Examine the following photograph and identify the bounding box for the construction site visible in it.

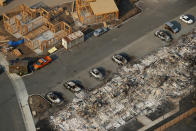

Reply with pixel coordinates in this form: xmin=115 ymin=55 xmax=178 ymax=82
xmin=0 ymin=1 xmax=196 ymax=131
xmin=2 ymin=4 xmax=72 ymax=54
xmin=49 ymin=30 xmax=196 ymax=131
xmin=76 ymin=0 xmax=119 ymax=25
xmin=0 ymin=0 xmax=140 ymax=75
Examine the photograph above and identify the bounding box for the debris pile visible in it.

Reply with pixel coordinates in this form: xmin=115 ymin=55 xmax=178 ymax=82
xmin=50 ymin=32 xmax=196 ymax=131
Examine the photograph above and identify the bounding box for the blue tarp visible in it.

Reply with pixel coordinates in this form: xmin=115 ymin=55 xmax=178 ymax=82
xmin=8 ymin=39 xmax=24 ymax=46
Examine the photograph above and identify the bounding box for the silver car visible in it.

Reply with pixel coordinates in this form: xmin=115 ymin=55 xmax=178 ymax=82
xmin=46 ymin=91 xmax=63 ymax=104
xmin=154 ymin=30 xmax=172 ymax=42
xmin=93 ymin=27 xmax=109 ymax=37
xmin=112 ymin=54 xmax=128 ymax=65
xmin=89 ymin=68 xmax=104 ymax=80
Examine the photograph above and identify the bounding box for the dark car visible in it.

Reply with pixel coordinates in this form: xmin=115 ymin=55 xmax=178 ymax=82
xmin=154 ymin=30 xmax=172 ymax=42
xmin=164 ymin=22 xmax=179 ymax=34
xmin=112 ymin=54 xmax=128 ymax=65
xmin=0 ymin=65 xmax=3 ymax=74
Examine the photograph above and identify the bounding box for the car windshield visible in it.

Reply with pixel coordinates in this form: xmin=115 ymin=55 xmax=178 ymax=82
xmin=184 ymin=17 xmax=190 ymax=21
xmin=116 ymin=55 xmax=123 ymax=61
xmin=159 ymin=32 xmax=166 ymax=36
xmin=93 ymin=69 xmax=99 ymax=75
xmin=95 ymin=29 xmax=102 ymax=33
xmin=36 ymin=61 xmax=42 ymax=65
xmin=50 ymin=93 xmax=58 ymax=100
xmin=41 ymin=58 xmax=47 ymax=63
xmin=68 ymin=82 xmax=75 ymax=87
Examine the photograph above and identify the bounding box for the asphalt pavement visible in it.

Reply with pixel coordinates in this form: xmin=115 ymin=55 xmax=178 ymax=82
xmin=0 ymin=72 xmax=26 ymax=131
xmin=23 ymin=0 xmax=196 ymax=95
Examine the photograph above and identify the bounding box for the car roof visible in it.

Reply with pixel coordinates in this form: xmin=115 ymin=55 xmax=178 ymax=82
xmin=183 ymin=15 xmax=189 ymax=18
xmin=68 ymin=81 xmax=75 ymax=86
xmin=95 ymin=28 xmax=102 ymax=32
xmin=165 ymin=22 xmax=174 ymax=27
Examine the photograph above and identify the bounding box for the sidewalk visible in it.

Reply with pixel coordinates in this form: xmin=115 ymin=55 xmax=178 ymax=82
xmin=0 ymin=53 xmax=36 ymax=131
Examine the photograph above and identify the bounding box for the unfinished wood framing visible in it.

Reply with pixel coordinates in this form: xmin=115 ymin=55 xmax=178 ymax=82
xmin=3 ymin=4 xmax=72 ymax=53
xmin=37 ymin=8 xmax=50 ymax=20
xmin=76 ymin=0 xmax=119 ymax=24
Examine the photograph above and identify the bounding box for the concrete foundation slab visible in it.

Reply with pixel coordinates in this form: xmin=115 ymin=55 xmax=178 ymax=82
xmin=137 ymin=116 xmax=152 ymax=126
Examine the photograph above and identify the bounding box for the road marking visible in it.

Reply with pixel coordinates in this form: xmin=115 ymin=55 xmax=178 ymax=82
xmin=0 ymin=53 xmax=36 ymax=131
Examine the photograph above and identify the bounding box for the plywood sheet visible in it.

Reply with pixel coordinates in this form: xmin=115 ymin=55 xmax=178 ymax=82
xmin=90 ymin=0 xmax=119 ymax=15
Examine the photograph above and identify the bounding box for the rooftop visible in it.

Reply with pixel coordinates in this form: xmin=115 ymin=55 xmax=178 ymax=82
xmin=89 ymin=0 xmax=119 ymax=15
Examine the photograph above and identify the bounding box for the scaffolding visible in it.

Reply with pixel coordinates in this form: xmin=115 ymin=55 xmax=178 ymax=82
xmin=76 ymin=0 xmax=119 ymax=24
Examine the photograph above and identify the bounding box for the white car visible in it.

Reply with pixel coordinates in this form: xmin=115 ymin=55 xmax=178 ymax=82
xmin=46 ymin=91 xmax=62 ymax=104
xmin=112 ymin=54 xmax=128 ymax=65
xmin=180 ymin=15 xmax=194 ymax=24
xmin=89 ymin=68 xmax=104 ymax=80
xmin=64 ymin=81 xmax=82 ymax=93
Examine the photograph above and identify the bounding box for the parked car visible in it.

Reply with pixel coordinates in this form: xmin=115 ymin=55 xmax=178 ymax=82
xmin=64 ymin=81 xmax=82 ymax=93
xmin=0 ymin=65 xmax=3 ymax=74
xmin=93 ymin=27 xmax=109 ymax=37
xmin=154 ymin=30 xmax=172 ymax=42
xmin=180 ymin=15 xmax=194 ymax=24
xmin=46 ymin=91 xmax=63 ymax=104
xmin=112 ymin=54 xmax=128 ymax=65
xmin=33 ymin=56 xmax=52 ymax=70
xmin=164 ymin=22 xmax=180 ymax=34
xmin=89 ymin=68 xmax=104 ymax=80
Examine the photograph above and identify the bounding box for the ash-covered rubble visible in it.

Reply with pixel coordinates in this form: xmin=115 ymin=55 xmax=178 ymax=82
xmin=50 ymin=32 xmax=196 ymax=131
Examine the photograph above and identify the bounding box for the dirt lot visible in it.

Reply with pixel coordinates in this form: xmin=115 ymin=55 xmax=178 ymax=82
xmin=28 ymin=95 xmax=51 ymax=119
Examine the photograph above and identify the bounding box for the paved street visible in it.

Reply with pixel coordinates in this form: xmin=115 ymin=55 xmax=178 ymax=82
xmin=23 ymin=0 xmax=196 ymax=95
xmin=0 ymin=72 xmax=26 ymax=131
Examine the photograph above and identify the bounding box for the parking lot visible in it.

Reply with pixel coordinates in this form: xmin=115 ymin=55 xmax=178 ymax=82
xmin=46 ymin=6 xmax=196 ymax=104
